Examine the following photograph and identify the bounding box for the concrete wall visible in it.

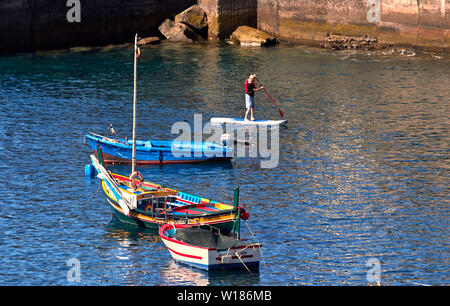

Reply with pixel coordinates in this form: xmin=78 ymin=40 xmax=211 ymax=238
xmin=257 ymin=0 xmax=450 ymax=52
xmin=1 ymin=0 xmax=448 ymax=53
xmin=0 ymin=0 xmax=195 ymax=53
xmin=198 ymin=0 xmax=257 ymax=39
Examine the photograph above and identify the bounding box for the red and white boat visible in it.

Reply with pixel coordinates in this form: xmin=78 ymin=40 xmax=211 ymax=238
xmin=159 ymin=223 xmax=262 ymax=271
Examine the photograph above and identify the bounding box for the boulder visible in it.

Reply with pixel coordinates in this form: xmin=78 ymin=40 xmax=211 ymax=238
xmin=158 ymin=19 xmax=176 ymax=39
xmin=137 ymin=36 xmax=160 ymax=45
xmin=322 ymin=34 xmax=379 ymax=51
xmin=174 ymin=4 xmax=208 ymax=35
xmin=230 ymin=26 xmax=277 ymax=47
xmin=158 ymin=19 xmax=202 ymax=43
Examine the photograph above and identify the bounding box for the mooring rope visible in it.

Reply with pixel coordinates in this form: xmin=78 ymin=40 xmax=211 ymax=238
xmin=81 ymin=183 xmax=101 ymax=213
xmin=235 ymin=251 xmax=252 ymax=275
xmin=245 ymin=220 xmax=268 ymax=270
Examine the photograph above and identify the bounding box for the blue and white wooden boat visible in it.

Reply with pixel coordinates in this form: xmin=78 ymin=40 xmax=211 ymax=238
xmin=86 ymin=132 xmax=232 ymax=165
xmin=159 ymin=223 xmax=261 ymax=271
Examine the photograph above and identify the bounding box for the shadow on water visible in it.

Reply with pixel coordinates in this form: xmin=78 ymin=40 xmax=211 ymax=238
xmin=105 ymin=214 xmax=160 ymax=236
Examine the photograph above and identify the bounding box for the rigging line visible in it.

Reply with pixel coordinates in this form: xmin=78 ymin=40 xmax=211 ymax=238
xmin=82 ymin=183 xmax=101 ymax=213
xmin=245 ymin=220 xmax=268 ymax=270
xmin=235 ymin=252 xmax=253 ymax=275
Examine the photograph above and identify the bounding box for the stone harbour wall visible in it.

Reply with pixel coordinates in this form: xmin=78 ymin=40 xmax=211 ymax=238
xmin=257 ymin=0 xmax=450 ymax=52
xmin=0 ymin=0 xmax=449 ymax=53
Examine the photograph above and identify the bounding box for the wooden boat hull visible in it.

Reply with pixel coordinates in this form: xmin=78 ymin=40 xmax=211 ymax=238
xmin=99 ymin=172 xmax=239 ymax=235
xmin=159 ymin=224 xmax=261 ymax=271
xmin=87 ymin=133 xmax=232 ymax=165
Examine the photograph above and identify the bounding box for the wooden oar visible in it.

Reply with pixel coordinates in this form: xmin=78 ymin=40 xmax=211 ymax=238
xmin=255 ymin=77 xmax=284 ymax=118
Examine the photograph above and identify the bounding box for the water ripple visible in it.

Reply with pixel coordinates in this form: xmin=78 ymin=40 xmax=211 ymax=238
xmin=0 ymin=44 xmax=448 ymax=285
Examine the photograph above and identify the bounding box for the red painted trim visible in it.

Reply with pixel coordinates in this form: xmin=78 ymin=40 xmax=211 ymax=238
xmin=194 ymin=206 xmax=217 ymax=212
xmin=166 ymin=246 xmax=202 ymax=260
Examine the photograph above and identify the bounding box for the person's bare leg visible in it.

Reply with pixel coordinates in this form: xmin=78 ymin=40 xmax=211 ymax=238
xmin=244 ymin=108 xmax=251 ymax=121
xmin=250 ymin=107 xmax=255 ymax=121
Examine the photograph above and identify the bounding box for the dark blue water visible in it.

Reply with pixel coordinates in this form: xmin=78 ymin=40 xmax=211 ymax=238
xmin=0 ymin=43 xmax=448 ymax=285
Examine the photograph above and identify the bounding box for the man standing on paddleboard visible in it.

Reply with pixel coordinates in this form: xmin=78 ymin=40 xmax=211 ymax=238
xmin=244 ymin=74 xmax=264 ymax=121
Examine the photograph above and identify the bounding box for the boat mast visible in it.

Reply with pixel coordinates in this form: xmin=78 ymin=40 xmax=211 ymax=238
xmin=132 ymin=33 xmax=137 ymax=174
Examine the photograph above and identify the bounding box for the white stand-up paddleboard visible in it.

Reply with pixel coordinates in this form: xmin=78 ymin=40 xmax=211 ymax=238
xmin=211 ymin=117 xmax=287 ymax=126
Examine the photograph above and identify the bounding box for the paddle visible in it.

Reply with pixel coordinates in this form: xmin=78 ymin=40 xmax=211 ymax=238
xmin=255 ymin=77 xmax=284 ymax=118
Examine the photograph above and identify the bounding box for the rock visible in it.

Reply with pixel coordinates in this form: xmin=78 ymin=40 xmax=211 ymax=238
xmin=229 ymin=26 xmax=277 ymax=47
xmin=158 ymin=19 xmax=175 ymax=38
xmin=322 ymin=34 xmax=378 ymax=51
xmin=68 ymin=46 xmax=99 ymax=53
xmin=137 ymin=36 xmax=160 ymax=45
xmin=174 ymin=4 xmax=208 ymax=35
xmin=158 ymin=19 xmax=202 ymax=43
xmin=395 ymin=47 xmax=416 ymax=57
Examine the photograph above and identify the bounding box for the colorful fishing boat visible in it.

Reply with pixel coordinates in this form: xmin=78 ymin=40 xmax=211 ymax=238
xmin=159 ymin=223 xmax=262 ymax=271
xmin=90 ymin=154 xmax=243 ymax=233
xmin=86 ymin=132 xmax=232 ymax=165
